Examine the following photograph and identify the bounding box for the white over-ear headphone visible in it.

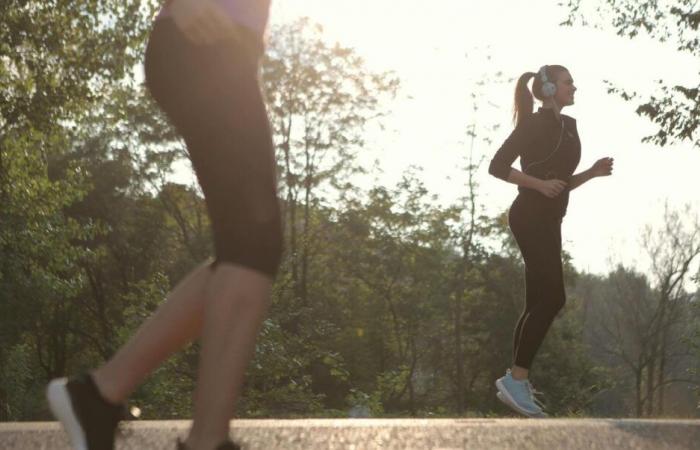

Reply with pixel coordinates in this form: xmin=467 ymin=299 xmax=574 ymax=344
xmin=539 ymin=65 xmax=556 ymax=97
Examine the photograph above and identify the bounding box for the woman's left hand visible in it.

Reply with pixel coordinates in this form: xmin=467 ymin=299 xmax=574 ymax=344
xmin=590 ymin=157 xmax=614 ymax=177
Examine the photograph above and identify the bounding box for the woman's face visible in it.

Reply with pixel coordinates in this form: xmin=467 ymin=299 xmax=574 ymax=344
xmin=553 ymin=70 xmax=576 ymax=106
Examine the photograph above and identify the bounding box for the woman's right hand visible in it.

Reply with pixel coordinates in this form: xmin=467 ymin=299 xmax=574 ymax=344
xmin=536 ymin=179 xmax=568 ymax=198
xmin=170 ymin=0 xmax=240 ymax=45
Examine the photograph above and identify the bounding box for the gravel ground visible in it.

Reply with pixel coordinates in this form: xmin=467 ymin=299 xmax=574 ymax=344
xmin=1 ymin=418 xmax=699 ymax=450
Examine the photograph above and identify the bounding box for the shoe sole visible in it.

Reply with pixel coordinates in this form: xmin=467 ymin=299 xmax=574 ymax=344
xmin=495 ymin=379 xmax=547 ymax=418
xmin=47 ymin=378 xmax=89 ymax=450
xmin=497 ymin=391 xmax=544 ymax=417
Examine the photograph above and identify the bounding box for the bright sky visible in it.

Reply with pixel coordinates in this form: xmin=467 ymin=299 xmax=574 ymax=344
xmin=266 ymin=0 xmax=700 ymax=279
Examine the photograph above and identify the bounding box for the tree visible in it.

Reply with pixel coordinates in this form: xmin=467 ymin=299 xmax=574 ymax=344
xmin=0 ymin=0 xmax=179 ymax=420
xmin=333 ymin=171 xmax=457 ymax=415
xmin=562 ymin=1 xmax=700 ymax=149
xmin=449 ymin=56 xmax=508 ymax=413
xmin=261 ymin=17 xmax=399 ymax=312
xmin=639 ymin=203 xmax=700 ymax=415
xmin=581 ymin=205 xmax=700 ymax=416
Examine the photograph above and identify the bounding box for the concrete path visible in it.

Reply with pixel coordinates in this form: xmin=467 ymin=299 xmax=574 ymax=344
xmin=1 ymin=418 xmax=699 ymax=449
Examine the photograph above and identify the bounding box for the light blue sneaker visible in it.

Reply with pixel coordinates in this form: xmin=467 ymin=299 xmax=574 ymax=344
xmin=495 ymin=370 xmax=547 ymax=418
xmin=496 ymin=390 xmax=548 ymax=418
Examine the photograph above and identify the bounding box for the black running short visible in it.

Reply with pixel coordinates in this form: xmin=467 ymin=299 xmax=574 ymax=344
xmin=144 ymin=18 xmax=283 ymax=277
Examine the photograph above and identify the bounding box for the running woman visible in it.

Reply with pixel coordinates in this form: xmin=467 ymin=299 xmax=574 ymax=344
xmin=47 ymin=1 xmax=281 ymax=449
xmin=488 ymin=65 xmax=613 ymax=417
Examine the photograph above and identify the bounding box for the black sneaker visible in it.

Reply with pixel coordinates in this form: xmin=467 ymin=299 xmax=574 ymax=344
xmin=177 ymin=439 xmax=242 ymax=450
xmin=47 ymin=373 xmax=125 ymax=450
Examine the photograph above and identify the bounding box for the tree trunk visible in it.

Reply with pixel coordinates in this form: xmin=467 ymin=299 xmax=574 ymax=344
xmin=301 ymin=176 xmax=311 ymax=305
xmin=635 ymin=367 xmax=643 ymax=417
xmin=280 ymin=120 xmax=299 ymax=301
xmin=657 ymin=327 xmax=668 ymax=416
xmin=452 ymin=126 xmax=478 ymax=414
xmin=645 ymin=356 xmax=655 ymax=417
xmin=453 ymin=288 xmax=464 ymax=413
xmin=0 ymin=135 xmax=5 ymax=201
xmin=288 ymin=197 xmax=298 ymax=293
xmin=408 ymin=336 xmax=417 ymax=416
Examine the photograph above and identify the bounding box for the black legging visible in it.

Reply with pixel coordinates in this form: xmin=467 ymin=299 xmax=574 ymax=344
xmin=144 ymin=18 xmax=282 ymax=277
xmin=508 ymin=194 xmax=566 ymax=369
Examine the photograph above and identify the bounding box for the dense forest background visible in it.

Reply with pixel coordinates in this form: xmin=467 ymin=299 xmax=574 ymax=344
xmin=1 ymin=1 xmax=699 ymax=420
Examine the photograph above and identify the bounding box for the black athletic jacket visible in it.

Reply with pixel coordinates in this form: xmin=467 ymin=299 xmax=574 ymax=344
xmin=488 ymin=107 xmax=581 ymax=218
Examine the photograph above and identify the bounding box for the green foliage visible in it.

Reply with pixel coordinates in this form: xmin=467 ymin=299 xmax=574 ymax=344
xmin=0 ymin=343 xmax=45 ymax=420
xmin=1 ymin=9 xmax=698 ymax=422
xmin=533 ymin=295 xmax=613 ymax=416
xmin=562 ymin=0 xmax=700 ymax=149
xmin=0 ymin=0 xmax=158 ymax=132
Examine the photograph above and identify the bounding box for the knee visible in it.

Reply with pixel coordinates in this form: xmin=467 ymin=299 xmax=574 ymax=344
xmin=248 ymin=203 xmax=283 ymax=276
xmin=264 ymin=223 xmax=284 ymax=276
xmin=552 ymin=292 xmax=566 ymax=314
xmin=532 ymin=280 xmax=566 ymax=317
xmin=530 ymin=272 xmax=566 ymax=313
xmin=540 ymin=277 xmax=566 ymax=314
xmin=215 ymin=213 xmax=283 ymax=278
xmin=205 ymin=263 xmax=273 ymax=319
xmin=260 ymin=211 xmax=284 ymax=271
